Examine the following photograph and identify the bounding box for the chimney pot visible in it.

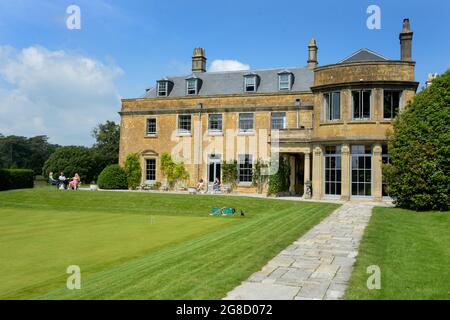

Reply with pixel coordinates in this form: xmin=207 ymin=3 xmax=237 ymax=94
xmin=192 ymin=47 xmax=207 ymax=73
xmin=307 ymin=37 xmax=318 ymax=70
xmin=399 ymin=18 xmax=413 ymax=61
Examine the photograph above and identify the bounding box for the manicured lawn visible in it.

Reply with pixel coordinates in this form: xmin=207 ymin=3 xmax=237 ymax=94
xmin=345 ymin=206 xmax=450 ymax=300
xmin=0 ymin=188 xmax=338 ymax=299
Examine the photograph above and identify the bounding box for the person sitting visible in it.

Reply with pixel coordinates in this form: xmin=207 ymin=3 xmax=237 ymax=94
xmin=48 ymin=172 xmax=58 ymax=186
xmin=213 ymin=177 xmax=221 ymax=192
xmin=196 ymin=179 xmax=205 ymax=193
xmin=69 ymin=173 xmax=81 ymax=190
xmin=58 ymin=172 xmax=67 ymax=189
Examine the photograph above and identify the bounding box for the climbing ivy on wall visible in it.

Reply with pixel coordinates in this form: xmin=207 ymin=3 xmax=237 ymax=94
xmin=268 ymin=156 xmax=291 ymax=195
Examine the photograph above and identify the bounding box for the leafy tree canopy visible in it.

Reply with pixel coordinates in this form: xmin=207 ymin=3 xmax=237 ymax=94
xmin=384 ymin=70 xmax=450 ymax=211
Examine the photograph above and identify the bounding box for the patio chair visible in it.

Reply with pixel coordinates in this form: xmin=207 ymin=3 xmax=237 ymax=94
xmin=210 ymin=207 xmax=222 ymax=216
xmin=221 ymin=207 xmax=236 ymax=216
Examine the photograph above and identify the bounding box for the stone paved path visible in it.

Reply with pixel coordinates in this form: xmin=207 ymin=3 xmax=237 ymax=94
xmin=224 ymin=203 xmax=374 ymax=300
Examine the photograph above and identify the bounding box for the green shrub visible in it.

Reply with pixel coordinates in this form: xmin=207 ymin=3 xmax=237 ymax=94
xmin=268 ymin=157 xmax=291 ymax=195
xmin=384 ymin=70 xmax=450 ymax=211
xmin=97 ymin=164 xmax=128 ymax=190
xmin=0 ymin=169 xmax=34 ymax=191
xmin=124 ymin=153 xmax=141 ymax=190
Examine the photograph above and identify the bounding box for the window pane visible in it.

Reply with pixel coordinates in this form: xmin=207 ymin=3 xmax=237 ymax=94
xmin=383 ymin=91 xmax=392 ymax=118
xmin=332 ymin=92 xmax=340 ymax=120
xmin=239 ymin=113 xmax=254 ymax=131
xmin=146 ymin=159 xmax=156 ymax=181
xmin=363 ymin=91 xmax=371 ymax=118
xmin=178 ymin=115 xmax=191 ymax=132
xmin=271 ymin=112 xmax=286 ymax=129
xmin=208 ymin=114 xmax=222 ymax=131
xmin=238 ymin=154 xmax=253 ymax=182
xmin=392 ymin=91 xmax=400 ymax=118
xmin=147 ymin=118 xmax=156 ymax=134
xmin=187 ymin=79 xmax=197 ymax=95
xmin=279 ymin=74 xmax=291 ymax=90
xmin=352 ymin=91 xmax=361 ymax=119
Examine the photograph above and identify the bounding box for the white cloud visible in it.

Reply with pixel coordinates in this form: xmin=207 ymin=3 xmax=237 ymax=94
xmin=0 ymin=45 xmax=123 ymax=146
xmin=208 ymin=59 xmax=250 ymax=72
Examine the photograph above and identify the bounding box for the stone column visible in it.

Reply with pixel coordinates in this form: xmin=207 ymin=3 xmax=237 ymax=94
xmin=303 ymin=152 xmax=311 ymax=198
xmin=341 ymin=144 xmax=350 ymax=201
xmin=289 ymin=155 xmax=296 ymax=193
xmin=373 ymin=143 xmax=383 ymax=201
xmin=312 ymin=145 xmax=323 ymax=200
xmin=304 ymin=152 xmax=311 ymax=182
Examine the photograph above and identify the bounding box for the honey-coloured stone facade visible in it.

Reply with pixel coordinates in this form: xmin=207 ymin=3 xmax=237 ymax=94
xmin=119 ymin=19 xmax=419 ymax=201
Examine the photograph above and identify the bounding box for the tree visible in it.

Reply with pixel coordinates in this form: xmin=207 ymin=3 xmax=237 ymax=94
xmin=0 ymin=135 xmax=58 ymax=175
xmin=384 ymin=70 xmax=450 ymax=211
xmin=91 ymin=120 xmax=120 ymax=178
xmin=42 ymin=146 xmax=96 ymax=184
xmin=124 ymin=153 xmax=141 ymax=189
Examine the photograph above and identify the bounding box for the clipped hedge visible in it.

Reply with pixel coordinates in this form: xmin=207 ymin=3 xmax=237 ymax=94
xmin=97 ymin=164 xmax=128 ymax=190
xmin=0 ymin=169 xmax=34 ymax=191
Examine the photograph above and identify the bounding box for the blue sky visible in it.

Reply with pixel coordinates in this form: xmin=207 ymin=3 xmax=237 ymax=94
xmin=0 ymin=0 xmax=449 ymax=145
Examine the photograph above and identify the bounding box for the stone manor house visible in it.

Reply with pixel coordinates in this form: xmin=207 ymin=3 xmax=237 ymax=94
xmin=119 ymin=19 xmax=418 ymax=201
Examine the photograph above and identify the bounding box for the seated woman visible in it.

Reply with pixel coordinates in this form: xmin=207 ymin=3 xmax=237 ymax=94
xmin=196 ymin=179 xmax=205 ymax=193
xmin=213 ymin=177 xmax=221 ymax=191
xmin=48 ymin=172 xmax=58 ymax=186
xmin=69 ymin=173 xmax=81 ymax=190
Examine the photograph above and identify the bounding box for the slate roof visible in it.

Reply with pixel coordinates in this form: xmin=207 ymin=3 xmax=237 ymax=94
xmin=338 ymin=48 xmax=389 ymax=63
xmin=144 ymin=67 xmax=314 ymax=98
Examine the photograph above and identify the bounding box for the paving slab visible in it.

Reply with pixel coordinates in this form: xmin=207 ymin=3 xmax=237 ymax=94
xmin=224 ymin=202 xmax=374 ymax=300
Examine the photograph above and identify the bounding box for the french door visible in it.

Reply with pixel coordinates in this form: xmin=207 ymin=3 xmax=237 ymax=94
xmin=208 ymin=155 xmax=221 ymax=183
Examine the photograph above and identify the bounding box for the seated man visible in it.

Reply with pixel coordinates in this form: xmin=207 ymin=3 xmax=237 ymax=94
xmin=58 ymin=172 xmax=67 ymax=189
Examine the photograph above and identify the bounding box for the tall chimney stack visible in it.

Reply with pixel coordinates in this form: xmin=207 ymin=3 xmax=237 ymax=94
xmin=399 ymin=19 xmax=413 ymax=61
xmin=307 ymin=37 xmax=318 ymax=69
xmin=192 ymin=48 xmax=207 ymax=73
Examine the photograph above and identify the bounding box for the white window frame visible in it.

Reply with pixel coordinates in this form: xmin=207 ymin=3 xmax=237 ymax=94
xmin=177 ymin=114 xmax=192 ymax=134
xmin=146 ymin=117 xmax=157 ymax=136
xmin=278 ymin=73 xmax=292 ymax=91
xmin=186 ymin=79 xmax=198 ymax=95
xmin=157 ymin=81 xmax=168 ymax=97
xmin=271 ymin=112 xmax=286 ymax=129
xmin=323 ymin=92 xmax=341 ymax=121
xmin=383 ymin=90 xmax=402 ymax=120
xmin=145 ymin=158 xmax=157 ymax=183
xmin=208 ymin=114 xmax=223 ymax=133
xmin=238 ymin=154 xmax=253 ymax=184
xmin=244 ymin=75 xmax=257 ymax=92
xmin=352 ymin=90 xmax=372 ymax=120
xmin=238 ymin=113 xmax=254 ymax=133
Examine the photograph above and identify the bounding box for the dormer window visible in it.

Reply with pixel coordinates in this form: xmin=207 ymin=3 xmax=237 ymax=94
xmin=156 ymin=79 xmax=172 ymax=97
xmin=186 ymin=78 xmax=198 ymax=95
xmin=278 ymin=72 xmax=292 ymax=91
xmin=244 ymin=74 xmax=258 ymax=92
